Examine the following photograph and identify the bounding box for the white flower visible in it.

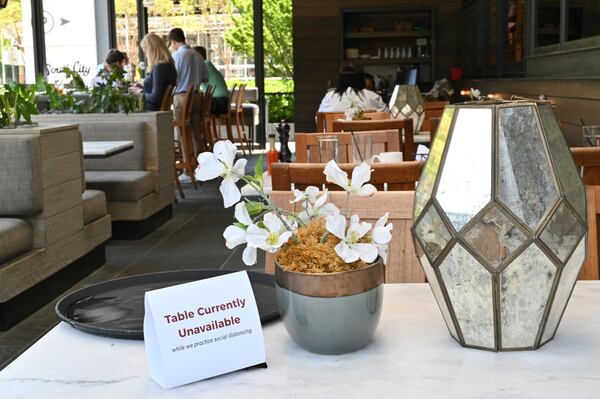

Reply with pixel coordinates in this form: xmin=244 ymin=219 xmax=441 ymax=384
xmin=371 ymin=212 xmax=393 ymax=264
xmin=246 ymin=212 xmax=294 ymax=253
xmin=298 ymin=190 xmax=340 ymax=222
xmin=326 ymin=214 xmax=378 ymax=264
xmin=291 ymin=186 xmax=320 ymax=204
xmin=196 ymin=140 xmax=247 ymax=208
xmin=222 ymin=202 xmax=257 ymax=266
xmin=324 ymin=161 xmax=376 ymax=197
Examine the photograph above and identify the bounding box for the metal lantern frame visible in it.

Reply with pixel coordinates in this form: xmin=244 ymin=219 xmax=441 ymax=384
xmin=411 ymin=100 xmax=587 ymax=352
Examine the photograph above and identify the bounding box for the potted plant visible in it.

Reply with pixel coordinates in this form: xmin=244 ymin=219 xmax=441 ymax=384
xmin=0 ymin=82 xmax=39 ymax=128
xmin=196 ymin=140 xmax=393 ymax=355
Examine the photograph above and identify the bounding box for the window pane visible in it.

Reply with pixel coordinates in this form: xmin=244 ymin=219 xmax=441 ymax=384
xmin=567 ymin=0 xmax=600 ymax=41
xmin=536 ymin=0 xmax=561 ymax=47
xmin=115 ymin=0 xmax=140 ymax=68
xmin=0 ymin=1 xmax=33 ymax=83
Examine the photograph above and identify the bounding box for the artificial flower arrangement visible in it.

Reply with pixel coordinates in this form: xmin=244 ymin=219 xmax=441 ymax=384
xmin=195 ymin=140 xmax=393 ymax=273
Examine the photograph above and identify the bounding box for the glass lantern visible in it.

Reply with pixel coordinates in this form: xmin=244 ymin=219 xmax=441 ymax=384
xmin=389 ymin=84 xmax=425 ymax=133
xmin=411 ymin=100 xmax=587 ymax=351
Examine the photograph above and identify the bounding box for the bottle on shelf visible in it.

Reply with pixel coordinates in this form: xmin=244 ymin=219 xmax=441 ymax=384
xmin=267 ymin=133 xmax=279 ymax=176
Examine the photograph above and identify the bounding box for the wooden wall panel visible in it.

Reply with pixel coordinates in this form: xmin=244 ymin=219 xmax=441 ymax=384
xmin=293 ymin=0 xmax=462 ymax=131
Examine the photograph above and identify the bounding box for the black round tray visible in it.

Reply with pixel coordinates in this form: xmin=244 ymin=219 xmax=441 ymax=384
xmin=55 ymin=270 xmax=279 ymax=340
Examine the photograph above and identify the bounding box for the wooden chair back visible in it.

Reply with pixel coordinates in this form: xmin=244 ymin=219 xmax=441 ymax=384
xmin=264 ymin=191 xmax=425 ymax=283
xmin=201 ymin=85 xmax=214 ymax=118
xmin=332 ymin=118 xmax=415 ymax=161
xmin=429 ymin=117 xmax=441 ymax=143
xmin=570 ymin=147 xmax=600 ymax=280
xmin=271 ymin=161 xmax=423 ymax=192
xmin=294 ymin=130 xmax=401 ymax=163
xmin=234 ymin=84 xmax=246 ymax=109
xmin=159 ymin=84 xmax=174 ymax=111
xmin=226 ymin=83 xmax=237 ymax=113
xmin=422 ymin=101 xmax=448 ymax=132
xmin=316 ymin=111 xmax=389 ymax=133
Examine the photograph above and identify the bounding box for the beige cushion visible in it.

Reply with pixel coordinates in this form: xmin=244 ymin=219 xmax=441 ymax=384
xmin=80 ymin=121 xmax=146 ymax=171
xmin=0 ymin=218 xmax=33 ymax=263
xmin=85 ymin=171 xmax=154 ymax=201
xmin=0 ymin=136 xmax=43 ymax=216
xmin=82 ymin=190 xmax=108 ymax=224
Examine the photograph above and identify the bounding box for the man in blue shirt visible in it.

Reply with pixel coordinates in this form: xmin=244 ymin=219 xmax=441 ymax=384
xmin=168 ymin=28 xmax=209 ymax=180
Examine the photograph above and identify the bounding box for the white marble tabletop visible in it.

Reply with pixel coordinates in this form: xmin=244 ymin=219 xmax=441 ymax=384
xmin=82 ymin=140 xmax=134 ymax=158
xmin=2 ymin=282 xmax=600 ymax=398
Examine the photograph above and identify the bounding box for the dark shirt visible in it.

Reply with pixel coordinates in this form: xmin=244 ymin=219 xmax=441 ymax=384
xmin=143 ymin=63 xmax=177 ymax=111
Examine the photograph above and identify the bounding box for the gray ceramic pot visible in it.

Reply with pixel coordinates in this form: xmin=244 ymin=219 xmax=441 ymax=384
xmin=275 ymin=259 xmax=384 ymax=355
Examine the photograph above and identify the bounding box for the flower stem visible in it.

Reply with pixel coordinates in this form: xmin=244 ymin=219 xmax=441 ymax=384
xmin=242 ymin=176 xmax=300 ymax=243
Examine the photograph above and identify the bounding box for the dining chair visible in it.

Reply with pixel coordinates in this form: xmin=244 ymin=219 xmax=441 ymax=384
xmin=570 ymin=146 xmax=600 ymax=281
xmin=159 ymin=84 xmax=185 ymax=200
xmin=173 ymin=84 xmax=198 ymax=190
xmin=199 ymin=85 xmax=215 ymax=151
xmin=422 ymin=101 xmax=448 ymax=132
xmin=271 ymin=161 xmax=423 ymax=192
xmin=295 ymin=130 xmax=401 ymax=163
xmin=316 ymin=110 xmax=389 ymax=133
xmin=264 ymin=190 xmax=426 ymax=283
xmin=332 ymin=118 xmax=415 ymax=161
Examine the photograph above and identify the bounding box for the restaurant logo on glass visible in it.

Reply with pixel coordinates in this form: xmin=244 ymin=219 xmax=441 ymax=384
xmin=144 ymin=271 xmax=265 ymax=389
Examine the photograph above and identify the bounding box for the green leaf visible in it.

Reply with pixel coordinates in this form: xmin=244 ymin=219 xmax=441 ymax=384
xmin=254 ymin=154 xmax=263 ymax=182
xmin=244 ymin=200 xmax=264 ymax=216
xmin=233 ymin=222 xmax=248 ymax=230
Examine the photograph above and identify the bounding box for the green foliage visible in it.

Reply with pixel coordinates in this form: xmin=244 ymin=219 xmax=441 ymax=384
xmin=254 ymin=154 xmax=263 ymax=182
xmin=225 ymin=0 xmax=293 ymax=80
xmin=82 ymin=66 xmax=137 ymax=114
xmin=267 ymin=93 xmax=294 ymax=123
xmin=35 ymin=74 xmax=85 ymax=114
xmin=0 ymin=82 xmax=38 ymax=128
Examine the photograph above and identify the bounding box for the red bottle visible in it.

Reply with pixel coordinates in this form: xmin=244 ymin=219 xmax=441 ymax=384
xmin=267 ymin=134 xmax=279 ymax=176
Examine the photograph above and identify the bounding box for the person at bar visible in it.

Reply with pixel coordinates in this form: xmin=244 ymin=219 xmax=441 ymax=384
xmin=193 ymin=46 xmax=229 ymax=115
xmin=318 ymin=61 xmax=387 ymax=113
xmin=130 ymin=33 xmax=177 ymax=112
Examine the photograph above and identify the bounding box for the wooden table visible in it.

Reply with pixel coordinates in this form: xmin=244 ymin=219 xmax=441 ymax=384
xmin=1 ymin=282 xmax=599 ymax=398
xmin=82 ymin=140 xmax=134 ymax=158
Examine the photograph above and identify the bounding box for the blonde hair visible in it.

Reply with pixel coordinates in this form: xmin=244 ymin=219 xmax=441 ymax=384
xmin=140 ymin=33 xmax=173 ymax=71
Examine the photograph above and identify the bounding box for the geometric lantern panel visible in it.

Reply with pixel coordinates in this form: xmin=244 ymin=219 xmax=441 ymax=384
xmin=464 ymin=206 xmax=527 ymax=269
xmin=413 ymin=107 xmax=455 ymax=220
xmin=436 ymin=108 xmax=493 ymax=232
xmin=540 ymin=201 xmax=586 ymax=264
xmin=413 ymin=204 xmax=452 ymax=265
xmin=497 ymin=106 xmax=559 ymax=231
xmin=499 ymin=243 xmax=556 ymax=349
xmin=438 ymin=243 xmax=494 ymax=348
xmin=541 ymin=238 xmax=587 ymax=344
xmin=538 ymin=104 xmax=586 ymax=221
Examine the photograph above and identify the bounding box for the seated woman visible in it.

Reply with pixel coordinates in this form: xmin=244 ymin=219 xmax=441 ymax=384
xmin=318 ymin=61 xmax=387 ymax=113
xmin=132 ymin=33 xmax=177 ymax=111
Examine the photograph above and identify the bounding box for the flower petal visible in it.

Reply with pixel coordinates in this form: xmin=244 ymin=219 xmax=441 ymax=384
xmin=195 ymin=152 xmax=225 ymax=181
xmin=351 ymin=243 xmax=378 ymax=263
xmin=350 ymin=162 xmax=372 ymax=190
xmin=276 ymin=231 xmax=293 ymax=248
xmin=377 ymin=244 xmax=389 ymax=265
xmin=356 ymin=183 xmax=377 ymax=197
xmin=232 ymin=158 xmax=248 ymax=179
xmin=263 ymin=212 xmax=284 ymax=233
xmin=291 ymin=189 xmax=305 ymax=203
xmin=326 ymin=213 xmax=347 ymax=240
xmin=234 ymin=202 xmax=252 ymax=225
xmin=242 ymin=245 xmax=257 ymax=266
xmin=223 ymin=225 xmax=247 ymax=249
xmin=335 ymin=241 xmax=360 ymax=263
xmin=220 ymin=176 xmax=242 ymax=208
xmin=318 ymin=202 xmax=340 ymax=217
xmin=304 ymin=186 xmax=320 ymax=202
xmin=313 ymin=191 xmax=328 ymax=209
xmin=213 ymin=140 xmax=237 ymax=168
xmin=324 ymin=160 xmax=349 ymax=190
xmin=375 ymin=212 xmax=390 ymax=227
xmin=246 ymin=224 xmax=269 ymax=248
xmin=372 ymin=225 xmax=393 ymax=245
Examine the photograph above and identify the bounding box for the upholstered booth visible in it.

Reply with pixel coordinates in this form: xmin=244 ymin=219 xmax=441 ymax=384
xmin=0 ymin=125 xmax=111 ymax=329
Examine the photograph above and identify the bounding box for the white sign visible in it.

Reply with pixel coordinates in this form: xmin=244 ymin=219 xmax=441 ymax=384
xmin=144 ymin=271 xmax=266 ymax=390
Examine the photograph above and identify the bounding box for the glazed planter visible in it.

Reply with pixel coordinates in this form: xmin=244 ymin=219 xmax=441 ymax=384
xmin=275 ymin=259 xmax=384 ymax=355
xmin=411 ymin=100 xmax=587 ymax=351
